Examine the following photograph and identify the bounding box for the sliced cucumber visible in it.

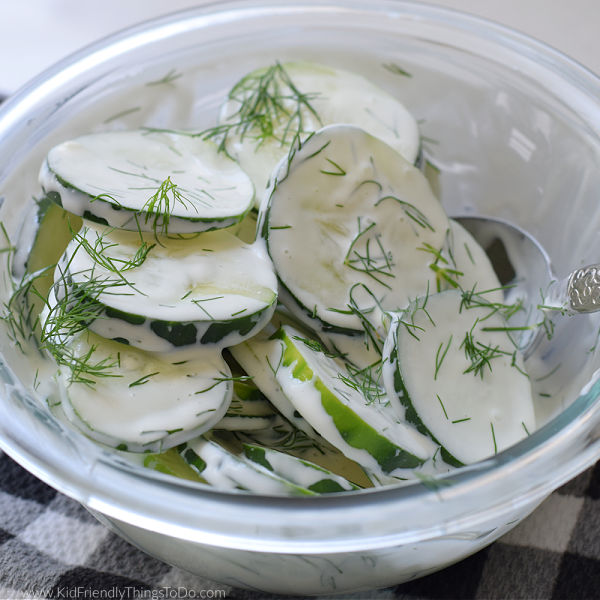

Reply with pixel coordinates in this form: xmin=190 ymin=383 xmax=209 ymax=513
xmin=56 ymin=224 xmax=277 ymax=352
xmin=241 ymin=415 xmax=374 ymax=488
xmin=57 ymin=331 xmax=232 ymax=453
xmin=242 ymin=443 xmax=359 ymax=493
xmin=144 ymin=448 xmax=207 ymax=483
xmin=10 ymin=197 xmax=82 ymax=339
xmin=39 ymin=130 xmax=254 ymax=233
xmin=218 ymin=61 xmax=421 ymax=203
xmin=263 ymin=125 xmax=449 ymax=333
xmin=445 ymin=219 xmax=503 ymax=302
xmin=214 ymin=380 xmax=276 ymax=432
xmin=263 ymin=325 xmax=437 ymax=476
xmin=230 ymin=334 xmax=320 ymax=438
xmin=385 ymin=289 xmax=535 ymax=465
xmin=178 ymin=437 xmax=318 ymax=496
xmin=23 ymin=196 xmax=82 ymax=279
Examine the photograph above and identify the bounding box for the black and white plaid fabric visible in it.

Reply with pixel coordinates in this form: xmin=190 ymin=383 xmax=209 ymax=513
xmin=0 ymin=449 xmax=598 ymax=600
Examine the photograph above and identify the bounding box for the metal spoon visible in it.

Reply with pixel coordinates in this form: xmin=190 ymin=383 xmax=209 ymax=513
xmin=454 ymin=215 xmax=600 ymax=356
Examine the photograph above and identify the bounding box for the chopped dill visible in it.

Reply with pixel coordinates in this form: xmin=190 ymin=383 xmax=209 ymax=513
xmin=129 ymin=371 xmax=160 ymax=388
xmin=146 ymin=68 xmax=182 ymax=86
xmin=142 ymin=176 xmax=198 ymax=237
xmin=382 ymin=62 xmax=412 ymax=77
xmin=198 ymin=61 xmax=322 ymax=154
xmin=344 ymin=218 xmax=395 ymax=289
xmin=437 ymin=394 xmax=449 ymax=419
xmin=434 ymin=335 xmax=453 ymax=379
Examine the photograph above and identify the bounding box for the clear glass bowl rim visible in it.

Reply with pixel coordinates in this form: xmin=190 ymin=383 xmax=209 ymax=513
xmin=0 ymin=0 xmax=599 ymax=554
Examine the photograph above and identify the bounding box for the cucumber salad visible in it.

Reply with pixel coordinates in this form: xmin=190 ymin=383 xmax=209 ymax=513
xmin=6 ymin=60 xmax=543 ymax=495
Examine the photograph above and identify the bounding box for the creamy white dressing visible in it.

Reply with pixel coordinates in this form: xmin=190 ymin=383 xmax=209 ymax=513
xmin=230 ymin=336 xmax=321 ymax=439
xmin=276 ymin=325 xmax=437 ymax=476
xmin=40 ymin=130 xmax=255 ymax=232
xmin=184 ymin=438 xmax=313 ymax=495
xmin=266 ymin=125 xmax=449 ymax=331
xmin=392 ymin=290 xmax=535 ymax=464
xmin=446 ymin=219 xmax=503 ymax=302
xmin=59 ymin=331 xmax=232 ymax=452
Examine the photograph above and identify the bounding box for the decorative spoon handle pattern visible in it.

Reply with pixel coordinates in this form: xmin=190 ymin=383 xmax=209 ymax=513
xmin=568 ymin=265 xmax=600 ymax=313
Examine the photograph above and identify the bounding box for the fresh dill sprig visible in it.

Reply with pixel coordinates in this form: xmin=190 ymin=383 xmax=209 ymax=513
xmin=40 ymin=270 xmax=129 ymax=385
xmin=344 ymin=217 xmax=395 ymax=289
xmin=418 ymin=241 xmax=463 ymax=292
xmin=70 ymin=225 xmax=154 ymax=294
xmin=195 ymin=372 xmax=252 ymax=395
xmin=129 ymin=371 xmax=160 ymax=388
xmin=142 ymin=176 xmax=197 ymax=237
xmin=199 ymin=61 xmax=322 ymax=154
xmin=374 ymin=194 xmax=434 ymax=232
xmin=459 ymin=319 xmax=512 ymax=378
xmin=398 ymin=286 xmax=434 ymax=342
xmin=0 ymin=267 xmax=52 ymax=352
xmin=337 ymin=359 xmax=387 ymax=406
xmin=146 ymin=68 xmax=182 ymax=87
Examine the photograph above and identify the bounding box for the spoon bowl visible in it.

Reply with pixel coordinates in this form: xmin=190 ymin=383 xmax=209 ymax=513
xmin=455 ymin=215 xmax=600 ymax=356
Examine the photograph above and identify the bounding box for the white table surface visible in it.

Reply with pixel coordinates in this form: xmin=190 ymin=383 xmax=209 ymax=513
xmin=0 ymin=0 xmax=597 ymax=97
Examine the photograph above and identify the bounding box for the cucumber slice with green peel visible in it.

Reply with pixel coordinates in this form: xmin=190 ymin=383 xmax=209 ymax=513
xmin=260 ymin=325 xmax=437 ymax=476
xmin=241 ymin=415 xmax=374 ymax=488
xmin=55 ymin=224 xmax=277 ymax=352
xmin=144 ymin=448 xmax=207 ymax=483
xmin=214 ymin=380 xmax=276 ymax=432
xmin=56 ymin=331 xmax=233 ymax=453
xmin=10 ymin=198 xmax=82 ymax=335
xmin=230 ymin=335 xmax=320 ymax=438
xmin=39 ymin=130 xmax=254 ymax=233
xmin=242 ymin=443 xmax=360 ymax=493
xmin=384 ymin=289 xmax=535 ymax=466
xmin=23 ymin=197 xmax=82 ymax=279
xmin=263 ymin=125 xmax=449 ymax=333
xmin=216 ymin=61 xmax=421 ymax=203
xmin=178 ymin=437 xmax=319 ymax=496
xmin=232 ymin=208 xmax=258 ymax=244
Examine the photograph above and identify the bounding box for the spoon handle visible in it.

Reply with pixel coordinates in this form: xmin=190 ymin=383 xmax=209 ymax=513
xmin=567 ymin=265 xmax=600 ymax=313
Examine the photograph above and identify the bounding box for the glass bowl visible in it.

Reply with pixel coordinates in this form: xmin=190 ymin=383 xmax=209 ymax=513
xmin=1 ymin=0 xmax=600 ymax=595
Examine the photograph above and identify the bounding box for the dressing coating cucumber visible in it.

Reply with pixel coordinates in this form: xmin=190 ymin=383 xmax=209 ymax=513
xmin=242 ymin=443 xmax=360 ymax=493
xmin=384 ymin=289 xmax=535 ymax=465
xmin=218 ymin=61 xmax=421 ymax=203
xmin=263 ymin=125 xmax=449 ymax=333
xmin=178 ymin=437 xmax=319 ymax=496
xmin=57 ymin=331 xmax=232 ymax=453
xmin=55 ymin=224 xmax=277 ymax=352
xmin=214 ymin=380 xmax=276 ymax=432
xmin=259 ymin=325 xmax=437 ymax=476
xmin=39 ymin=130 xmax=254 ymax=233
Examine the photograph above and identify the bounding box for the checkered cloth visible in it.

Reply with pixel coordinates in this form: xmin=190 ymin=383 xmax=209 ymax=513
xmin=0 ymin=450 xmax=598 ymax=600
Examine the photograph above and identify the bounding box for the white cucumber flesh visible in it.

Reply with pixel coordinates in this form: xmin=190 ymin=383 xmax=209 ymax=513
xmin=55 ymin=224 xmax=277 ymax=351
xmin=219 ymin=61 xmax=421 ymax=202
xmin=386 ymin=289 xmax=536 ymax=465
xmin=39 ymin=130 xmax=254 ymax=233
xmin=57 ymin=331 xmax=232 ymax=453
xmin=268 ymin=325 xmax=437 ymax=476
xmin=229 ymin=335 xmax=320 ymax=438
xmin=264 ymin=125 xmax=449 ymax=332
xmin=445 ymin=219 xmax=503 ymax=302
